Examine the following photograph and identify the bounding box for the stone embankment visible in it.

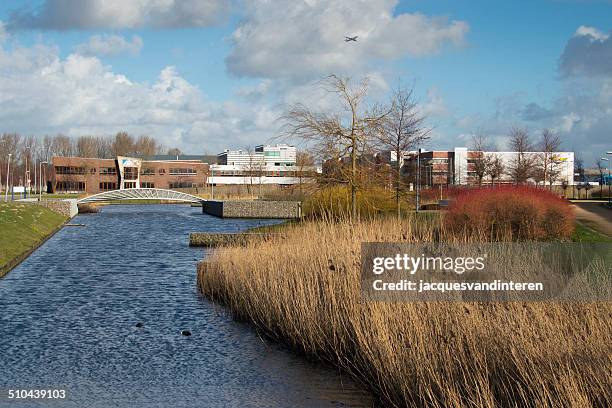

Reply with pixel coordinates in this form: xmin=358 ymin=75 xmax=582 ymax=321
xmin=202 ymin=200 xmax=301 ymax=219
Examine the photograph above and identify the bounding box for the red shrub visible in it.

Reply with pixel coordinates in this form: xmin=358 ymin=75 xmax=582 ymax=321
xmin=445 ymin=186 xmax=575 ymax=240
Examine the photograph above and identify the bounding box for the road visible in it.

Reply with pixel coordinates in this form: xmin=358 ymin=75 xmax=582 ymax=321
xmin=571 ymin=201 xmax=612 ymax=237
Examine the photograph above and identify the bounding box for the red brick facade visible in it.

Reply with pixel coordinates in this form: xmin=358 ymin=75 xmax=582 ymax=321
xmin=49 ymin=156 xmax=209 ymax=194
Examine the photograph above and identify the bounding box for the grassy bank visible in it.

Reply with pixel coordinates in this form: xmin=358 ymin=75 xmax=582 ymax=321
xmin=572 ymin=222 xmax=612 ymax=242
xmin=0 ymin=202 xmax=67 ymax=277
xmin=198 ymin=216 xmax=611 ymax=407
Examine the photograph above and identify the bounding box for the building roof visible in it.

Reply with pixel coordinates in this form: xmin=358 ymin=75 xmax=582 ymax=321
xmin=149 ymin=154 xmax=218 ymax=164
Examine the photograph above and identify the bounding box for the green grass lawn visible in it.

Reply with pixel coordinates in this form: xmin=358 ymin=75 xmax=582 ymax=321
xmin=572 ymin=222 xmax=612 ymax=242
xmin=0 ymin=202 xmax=67 ymax=276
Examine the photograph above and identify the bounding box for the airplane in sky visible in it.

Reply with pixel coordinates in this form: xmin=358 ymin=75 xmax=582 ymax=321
xmin=344 ymin=36 xmax=358 ymax=42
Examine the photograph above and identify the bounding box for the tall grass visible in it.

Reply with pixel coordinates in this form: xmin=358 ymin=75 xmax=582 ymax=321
xmin=303 ymin=185 xmax=414 ymax=219
xmin=198 ymin=216 xmax=611 ymax=407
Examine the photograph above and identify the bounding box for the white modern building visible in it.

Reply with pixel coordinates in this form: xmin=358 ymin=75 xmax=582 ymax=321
xmin=209 ymin=144 xmax=316 ymax=185
xmin=217 ymin=144 xmax=297 ymax=167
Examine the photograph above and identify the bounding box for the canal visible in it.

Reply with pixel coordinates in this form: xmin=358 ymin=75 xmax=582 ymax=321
xmin=0 ymin=205 xmax=372 ymax=407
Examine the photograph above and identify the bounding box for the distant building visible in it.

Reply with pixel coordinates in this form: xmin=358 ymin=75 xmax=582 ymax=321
xmin=209 ymin=144 xmax=316 ymax=185
xmin=216 ymin=144 xmax=297 ymax=166
xmin=48 ymin=156 xmax=209 ymax=194
xmin=149 ymin=154 xmax=218 ymax=164
xmin=401 ymin=148 xmax=575 ymax=186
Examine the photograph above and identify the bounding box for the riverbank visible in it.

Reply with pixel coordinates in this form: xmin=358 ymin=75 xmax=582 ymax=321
xmin=198 ymin=216 xmax=611 ymax=407
xmin=0 ymin=202 xmax=67 ymax=277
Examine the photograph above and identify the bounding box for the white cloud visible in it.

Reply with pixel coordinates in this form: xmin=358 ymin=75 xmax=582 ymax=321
xmin=75 ymin=34 xmax=143 ymax=57
xmin=226 ymin=0 xmax=468 ymax=81
xmin=559 ymin=25 xmax=612 ymax=78
xmin=575 ymin=25 xmax=609 ymax=41
xmin=0 ymin=41 xmax=280 ymax=154
xmin=421 ymin=87 xmax=449 ymax=118
xmin=560 ymin=112 xmax=581 ymax=132
xmin=8 ymin=0 xmax=229 ymax=30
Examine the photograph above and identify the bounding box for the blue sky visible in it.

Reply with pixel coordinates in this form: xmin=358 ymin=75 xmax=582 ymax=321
xmin=0 ymin=0 xmax=610 ymax=163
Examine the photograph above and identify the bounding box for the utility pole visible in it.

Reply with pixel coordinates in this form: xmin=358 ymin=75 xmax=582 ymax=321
xmin=5 ymin=154 xmax=11 ymax=202
xmin=24 ymin=146 xmax=30 ymax=195
xmin=34 ymin=156 xmax=37 ymax=196
xmin=415 ymin=148 xmax=421 ymax=213
xmin=39 ymin=161 xmax=48 ymax=200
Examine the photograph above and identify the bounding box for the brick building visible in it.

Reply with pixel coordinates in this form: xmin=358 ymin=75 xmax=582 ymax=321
xmin=401 ymin=148 xmax=574 ymax=186
xmin=48 ymin=156 xmax=209 ymax=194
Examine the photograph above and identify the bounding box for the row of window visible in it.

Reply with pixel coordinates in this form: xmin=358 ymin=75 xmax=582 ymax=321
xmin=100 ymin=167 xmax=117 ymax=175
xmin=124 ymin=167 xmax=139 ymax=180
xmin=55 ymin=181 xmax=199 ymax=192
xmin=55 ymin=166 xmax=86 ymax=175
xmin=99 ymin=182 xmax=117 ymax=190
xmin=169 ymin=182 xmax=196 ymax=188
xmin=55 ymin=181 xmax=85 ymax=191
xmin=169 ymin=168 xmax=197 ymax=175
xmin=56 ymin=166 xmax=198 ymax=176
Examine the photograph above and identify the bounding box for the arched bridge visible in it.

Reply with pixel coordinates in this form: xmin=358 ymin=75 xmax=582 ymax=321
xmin=77 ymin=188 xmax=206 ymax=204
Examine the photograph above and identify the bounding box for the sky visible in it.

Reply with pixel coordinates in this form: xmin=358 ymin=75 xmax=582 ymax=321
xmin=0 ymin=0 xmax=610 ymax=164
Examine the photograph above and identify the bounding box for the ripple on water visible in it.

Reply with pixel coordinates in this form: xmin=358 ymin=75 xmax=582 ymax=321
xmin=0 ymin=204 xmax=373 ymax=408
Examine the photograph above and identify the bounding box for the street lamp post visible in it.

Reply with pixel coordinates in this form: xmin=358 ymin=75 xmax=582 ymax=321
xmin=415 ymin=147 xmax=421 ymax=213
xmin=24 ymin=145 xmax=31 ymax=196
xmin=39 ymin=161 xmax=48 ymax=200
xmin=5 ymin=153 xmax=11 ymax=202
xmin=602 ymin=157 xmax=611 ymax=206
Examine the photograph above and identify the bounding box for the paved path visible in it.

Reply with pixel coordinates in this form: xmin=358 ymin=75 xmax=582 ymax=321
xmin=572 ymin=202 xmax=612 ymax=237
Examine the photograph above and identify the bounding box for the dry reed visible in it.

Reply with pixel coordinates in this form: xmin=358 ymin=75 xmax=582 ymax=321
xmin=198 ymin=215 xmax=611 ymax=407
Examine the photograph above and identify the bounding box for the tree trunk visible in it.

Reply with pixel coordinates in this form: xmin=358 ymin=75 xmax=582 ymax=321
xmin=396 ymin=151 xmax=401 ymax=220
xmin=351 ymin=134 xmax=357 ymax=220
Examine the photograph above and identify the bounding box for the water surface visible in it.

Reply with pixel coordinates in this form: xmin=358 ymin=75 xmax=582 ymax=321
xmin=0 ymin=205 xmax=372 ymax=407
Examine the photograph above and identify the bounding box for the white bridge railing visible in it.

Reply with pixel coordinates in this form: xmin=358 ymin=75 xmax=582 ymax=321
xmin=77 ymin=188 xmax=205 ymax=204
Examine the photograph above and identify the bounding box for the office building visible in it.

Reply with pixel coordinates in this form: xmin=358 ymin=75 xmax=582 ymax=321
xmin=48 ymin=156 xmax=209 ymax=194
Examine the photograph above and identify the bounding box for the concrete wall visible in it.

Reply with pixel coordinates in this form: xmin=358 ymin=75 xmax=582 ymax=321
xmin=38 ymin=199 xmax=78 ymax=218
xmin=203 ymin=200 xmax=301 ymax=219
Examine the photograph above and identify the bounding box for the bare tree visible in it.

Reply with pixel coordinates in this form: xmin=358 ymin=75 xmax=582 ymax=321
xmin=487 ymin=153 xmax=505 ymax=185
xmin=53 ymin=134 xmax=74 ymax=157
xmin=134 ymin=135 xmax=158 ymax=159
xmin=96 ymin=136 xmax=113 ymax=159
xmin=575 ymin=155 xmax=584 ymax=183
xmin=295 ymin=151 xmax=315 ymax=195
xmin=0 ymin=133 xmax=22 ymax=192
xmin=243 ymin=146 xmax=264 ymax=198
xmin=507 ymin=127 xmax=535 ymax=184
xmin=538 ymin=128 xmax=562 ymax=188
xmin=373 ymin=83 xmax=429 ymax=218
xmin=469 ymin=129 xmax=492 ymax=186
xmin=76 ymin=136 xmax=99 ymax=158
xmin=42 ymin=135 xmax=54 ymax=160
xmin=167 ymin=147 xmax=183 ymax=158
xmin=282 ymin=75 xmax=386 ymax=219
xmin=111 ymin=132 xmax=135 ymax=156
